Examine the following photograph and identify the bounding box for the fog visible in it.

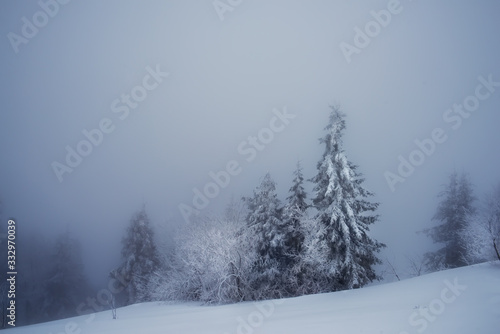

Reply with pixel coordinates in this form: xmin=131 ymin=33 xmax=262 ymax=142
xmin=1 ymin=0 xmax=499 ymax=292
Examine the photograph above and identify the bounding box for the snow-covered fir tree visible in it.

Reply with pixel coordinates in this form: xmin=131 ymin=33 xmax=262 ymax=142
xmin=280 ymin=161 xmax=310 ymax=295
xmin=283 ymin=161 xmax=308 ymax=264
xmin=112 ymin=207 xmax=162 ymax=305
xmin=425 ymin=172 xmax=476 ymax=270
xmin=308 ymin=106 xmax=384 ymax=291
xmin=244 ymin=173 xmax=287 ymax=298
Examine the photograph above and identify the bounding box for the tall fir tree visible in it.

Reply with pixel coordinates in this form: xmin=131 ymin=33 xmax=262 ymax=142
xmin=425 ymin=172 xmax=476 ymax=270
xmin=244 ymin=173 xmax=286 ymax=298
xmin=309 ymin=106 xmax=384 ymax=291
xmin=283 ymin=161 xmax=308 ymax=262
xmin=286 ymin=161 xmax=308 ymax=214
xmin=112 ymin=207 xmax=162 ymax=305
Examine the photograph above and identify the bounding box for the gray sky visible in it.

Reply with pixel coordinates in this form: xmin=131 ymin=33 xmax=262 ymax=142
xmin=1 ymin=0 xmax=500 ymax=286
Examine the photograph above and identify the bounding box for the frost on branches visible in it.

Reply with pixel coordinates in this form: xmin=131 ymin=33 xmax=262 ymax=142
xmin=307 ymin=106 xmax=384 ymax=291
xmin=147 ymin=210 xmax=256 ymax=304
xmin=461 ymin=183 xmax=500 ymax=263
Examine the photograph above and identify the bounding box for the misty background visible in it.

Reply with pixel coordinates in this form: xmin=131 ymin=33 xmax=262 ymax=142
xmin=1 ymin=0 xmax=499 ymax=293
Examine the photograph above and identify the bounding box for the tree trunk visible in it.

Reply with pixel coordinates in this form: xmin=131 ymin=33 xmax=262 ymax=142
xmin=494 ymin=238 xmax=500 ymax=261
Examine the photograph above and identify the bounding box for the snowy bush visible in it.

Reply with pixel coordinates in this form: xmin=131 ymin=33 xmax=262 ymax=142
xmin=150 ymin=215 xmax=256 ymax=304
xmin=462 ymin=184 xmax=500 ymax=263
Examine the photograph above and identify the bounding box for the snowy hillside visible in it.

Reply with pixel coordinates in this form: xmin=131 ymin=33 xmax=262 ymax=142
xmin=7 ymin=262 xmax=500 ymax=334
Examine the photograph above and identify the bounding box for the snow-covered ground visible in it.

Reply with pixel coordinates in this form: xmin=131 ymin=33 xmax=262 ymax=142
xmin=7 ymin=262 xmax=500 ymax=334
